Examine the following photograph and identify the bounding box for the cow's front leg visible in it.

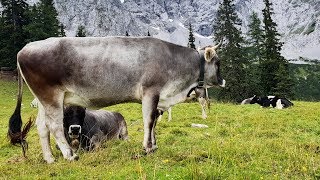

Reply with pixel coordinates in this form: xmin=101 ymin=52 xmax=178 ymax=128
xmin=151 ymin=110 xmax=160 ymax=150
xmin=167 ymin=107 xmax=172 ymax=121
xmin=142 ymin=92 xmax=160 ymax=153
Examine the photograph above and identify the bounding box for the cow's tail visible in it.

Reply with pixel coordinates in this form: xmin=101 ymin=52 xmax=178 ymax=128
xmin=8 ymin=67 xmax=34 ymax=157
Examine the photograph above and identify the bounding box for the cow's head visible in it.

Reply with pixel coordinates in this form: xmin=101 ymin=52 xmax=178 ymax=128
xmin=199 ymin=43 xmax=226 ymax=88
xmin=250 ymin=95 xmax=259 ymax=104
xmin=63 ymin=106 xmax=86 ymax=150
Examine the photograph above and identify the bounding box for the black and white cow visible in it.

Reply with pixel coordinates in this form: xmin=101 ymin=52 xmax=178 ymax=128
xmin=248 ymin=95 xmax=293 ymax=109
xmin=63 ymin=106 xmax=128 ymax=151
xmin=250 ymin=95 xmax=274 ymax=107
xmin=270 ymin=97 xmax=294 ymax=109
xmin=240 ymin=95 xmax=256 ymax=105
xmin=8 ymin=37 xmax=225 ymax=163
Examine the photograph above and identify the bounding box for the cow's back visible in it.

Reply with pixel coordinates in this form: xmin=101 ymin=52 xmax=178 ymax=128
xmin=83 ymin=109 xmax=125 ymax=140
xmin=18 ymin=37 xmax=200 ymax=108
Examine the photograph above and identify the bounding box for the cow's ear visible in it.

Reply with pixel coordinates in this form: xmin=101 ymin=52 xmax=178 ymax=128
xmin=204 ymin=47 xmax=216 ymax=62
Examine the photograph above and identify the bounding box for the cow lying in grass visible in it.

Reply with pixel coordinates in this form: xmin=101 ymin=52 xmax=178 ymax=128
xmin=63 ymin=106 xmax=128 ymax=151
xmin=240 ymin=95 xmax=256 ymax=105
xmin=270 ymin=96 xmax=294 ymax=109
xmin=245 ymin=95 xmax=294 ymax=109
xmin=31 ymin=99 xmax=128 ymax=151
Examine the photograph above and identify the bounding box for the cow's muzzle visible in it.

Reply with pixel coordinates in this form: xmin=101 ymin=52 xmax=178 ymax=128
xmin=68 ymin=125 xmax=81 ymax=139
xmin=68 ymin=125 xmax=81 ymax=150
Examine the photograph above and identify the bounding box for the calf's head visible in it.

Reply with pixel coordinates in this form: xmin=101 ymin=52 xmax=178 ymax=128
xmin=199 ymin=43 xmax=226 ymax=88
xmin=63 ymin=106 xmax=86 ymax=149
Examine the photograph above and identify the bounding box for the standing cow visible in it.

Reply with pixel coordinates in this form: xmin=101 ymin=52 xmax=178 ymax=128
xmin=8 ymin=37 xmax=225 ymax=163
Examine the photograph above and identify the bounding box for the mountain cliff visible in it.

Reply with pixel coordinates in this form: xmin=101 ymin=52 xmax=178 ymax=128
xmin=3 ymin=0 xmax=320 ymax=60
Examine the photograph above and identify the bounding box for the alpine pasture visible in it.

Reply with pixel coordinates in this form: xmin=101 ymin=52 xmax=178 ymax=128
xmin=0 ymin=79 xmax=319 ymax=179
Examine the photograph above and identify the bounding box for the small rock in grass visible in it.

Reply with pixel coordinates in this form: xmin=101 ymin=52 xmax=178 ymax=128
xmin=191 ymin=123 xmax=208 ymax=128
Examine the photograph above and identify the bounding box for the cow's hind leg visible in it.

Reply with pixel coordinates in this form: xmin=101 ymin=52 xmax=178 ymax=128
xmin=41 ymin=93 xmax=78 ymax=162
xmin=36 ymin=103 xmax=55 ymax=163
xmin=142 ymin=91 xmax=160 ymax=153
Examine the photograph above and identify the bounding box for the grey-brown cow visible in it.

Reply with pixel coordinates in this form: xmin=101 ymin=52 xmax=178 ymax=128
xmin=9 ymin=37 xmax=225 ymax=163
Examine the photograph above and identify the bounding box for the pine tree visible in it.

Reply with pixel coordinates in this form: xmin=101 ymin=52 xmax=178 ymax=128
xmin=59 ymin=23 xmax=66 ymax=37
xmin=39 ymin=0 xmax=60 ymax=36
xmin=23 ymin=5 xmax=46 ymax=42
xmin=212 ymin=0 xmax=249 ymax=102
xmin=24 ymin=0 xmax=60 ymax=42
xmin=188 ymin=23 xmax=196 ymax=49
xmin=76 ymin=25 xmax=86 ymax=37
xmin=245 ymin=12 xmax=265 ymax=95
xmin=0 ymin=15 xmax=12 ymax=67
xmin=0 ymin=0 xmax=29 ymax=69
xmin=247 ymin=12 xmax=264 ymax=64
xmin=261 ymin=0 xmax=293 ymax=97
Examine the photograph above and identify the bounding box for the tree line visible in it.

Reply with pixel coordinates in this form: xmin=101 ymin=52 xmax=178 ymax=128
xmin=0 ymin=0 xmax=87 ymax=69
xmin=194 ymin=0 xmax=293 ymax=102
xmin=0 ymin=0 xmax=297 ymax=101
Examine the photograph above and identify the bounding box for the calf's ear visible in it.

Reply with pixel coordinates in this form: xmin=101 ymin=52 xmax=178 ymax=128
xmin=204 ymin=47 xmax=216 ymax=62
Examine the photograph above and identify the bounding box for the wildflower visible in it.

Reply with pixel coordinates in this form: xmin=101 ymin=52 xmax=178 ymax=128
xmin=162 ymin=159 xmax=169 ymax=163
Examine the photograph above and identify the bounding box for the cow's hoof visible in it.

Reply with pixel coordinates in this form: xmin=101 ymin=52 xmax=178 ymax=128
xmin=44 ymin=156 xmax=55 ymax=164
xmin=67 ymin=154 xmax=79 ymax=161
xmin=144 ymin=145 xmax=158 ymax=154
xmin=68 ymin=154 xmax=79 ymax=161
xmin=152 ymin=145 xmax=158 ymax=151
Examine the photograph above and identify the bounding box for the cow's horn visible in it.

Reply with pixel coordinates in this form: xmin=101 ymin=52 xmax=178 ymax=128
xmin=213 ymin=40 xmax=223 ymax=50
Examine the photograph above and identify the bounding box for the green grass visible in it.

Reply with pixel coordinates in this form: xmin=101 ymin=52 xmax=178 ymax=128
xmin=0 ymin=79 xmax=320 ymax=179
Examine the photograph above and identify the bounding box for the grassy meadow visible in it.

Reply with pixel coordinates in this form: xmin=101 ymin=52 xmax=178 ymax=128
xmin=0 ymin=79 xmax=319 ymax=179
